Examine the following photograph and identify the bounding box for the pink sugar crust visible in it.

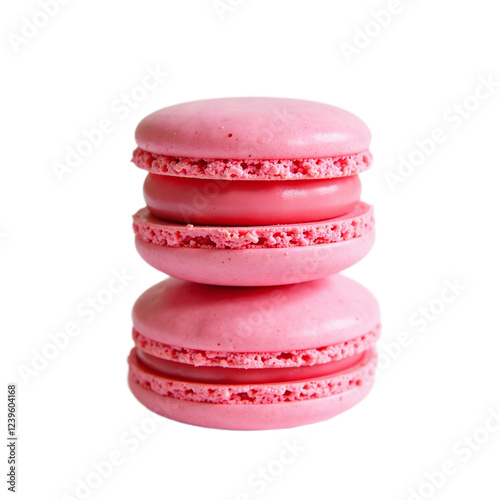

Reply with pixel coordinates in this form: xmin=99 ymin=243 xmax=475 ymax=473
xmin=132 ymin=276 xmax=380 ymax=353
xmin=128 ymin=374 xmax=374 ymax=430
xmin=132 ymin=148 xmax=372 ymax=180
xmin=132 ymin=325 xmax=380 ymax=368
xmin=135 ymin=232 xmax=375 ymax=286
xmin=133 ymin=202 xmax=374 ymax=250
xmin=134 ymin=97 xmax=371 ymax=161
xmin=128 ymin=348 xmax=377 ymax=405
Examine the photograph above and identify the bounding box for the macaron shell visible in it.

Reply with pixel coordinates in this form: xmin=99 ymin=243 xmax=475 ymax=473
xmin=131 ymin=275 xmax=380 ymax=353
xmin=129 ymin=376 xmax=374 ymax=430
xmin=135 ymin=229 xmax=374 ymax=287
xmin=128 ymin=352 xmax=376 ymax=430
xmin=135 ymin=97 xmax=371 ymax=159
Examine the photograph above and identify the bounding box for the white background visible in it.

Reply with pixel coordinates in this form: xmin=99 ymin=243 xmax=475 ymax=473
xmin=2 ymin=1 xmax=500 ymax=499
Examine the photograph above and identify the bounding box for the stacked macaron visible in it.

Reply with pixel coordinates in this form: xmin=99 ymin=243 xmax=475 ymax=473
xmin=132 ymin=97 xmax=374 ymax=287
xmin=128 ymin=97 xmax=379 ymax=429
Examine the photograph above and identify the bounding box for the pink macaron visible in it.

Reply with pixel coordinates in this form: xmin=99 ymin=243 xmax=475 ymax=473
xmin=128 ymin=274 xmax=380 ymax=430
xmin=131 ymin=97 xmax=375 ymax=286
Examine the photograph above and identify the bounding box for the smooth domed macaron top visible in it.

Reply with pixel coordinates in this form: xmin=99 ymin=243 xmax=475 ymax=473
xmin=135 ymin=97 xmax=371 ymax=159
xmin=132 ymin=275 xmax=380 ymax=352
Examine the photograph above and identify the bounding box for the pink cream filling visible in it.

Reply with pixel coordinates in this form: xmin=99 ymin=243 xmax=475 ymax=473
xmin=143 ymin=173 xmax=361 ymax=225
xmin=136 ymin=349 xmax=365 ymax=384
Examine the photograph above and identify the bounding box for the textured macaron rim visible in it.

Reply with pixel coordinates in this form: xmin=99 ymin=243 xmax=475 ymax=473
xmin=128 ymin=371 xmax=375 ymax=430
xmin=132 ymin=148 xmax=372 ymax=181
xmin=128 ymin=347 xmax=377 ymax=405
xmin=132 ymin=325 xmax=380 ymax=369
xmin=133 ymin=202 xmax=374 ymax=250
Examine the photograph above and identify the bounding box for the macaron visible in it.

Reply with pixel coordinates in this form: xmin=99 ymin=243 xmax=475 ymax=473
xmin=131 ymin=97 xmax=375 ymax=286
xmin=127 ymin=274 xmax=380 ymax=430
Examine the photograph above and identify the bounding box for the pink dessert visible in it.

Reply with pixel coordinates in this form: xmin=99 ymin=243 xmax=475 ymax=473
xmin=131 ymin=97 xmax=375 ymax=286
xmin=127 ymin=275 xmax=380 ymax=430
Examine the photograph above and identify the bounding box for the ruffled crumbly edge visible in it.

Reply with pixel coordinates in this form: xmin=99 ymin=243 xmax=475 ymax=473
xmin=133 ymin=203 xmax=374 ymax=250
xmin=132 ymin=147 xmax=372 ymax=180
xmin=132 ymin=325 xmax=380 ymax=369
xmin=128 ymin=348 xmax=377 ymax=405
